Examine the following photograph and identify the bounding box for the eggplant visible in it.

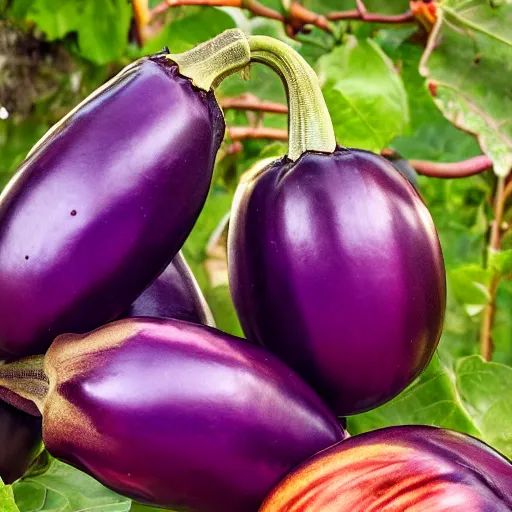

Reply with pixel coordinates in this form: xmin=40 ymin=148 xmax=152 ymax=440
xmin=0 ymin=400 xmax=42 ymax=484
xmin=228 ymin=36 xmax=446 ymax=416
xmin=122 ymin=252 xmax=215 ymax=326
xmin=0 ymin=30 xmax=250 ymax=357
xmin=260 ymin=426 xmax=512 ymax=511
xmin=0 ymin=318 xmax=345 ymax=511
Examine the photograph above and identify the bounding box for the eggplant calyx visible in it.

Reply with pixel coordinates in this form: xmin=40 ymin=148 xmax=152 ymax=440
xmin=168 ymin=29 xmax=251 ymax=92
xmin=248 ymin=35 xmax=336 ymax=161
xmin=0 ymin=356 xmax=47 ymax=415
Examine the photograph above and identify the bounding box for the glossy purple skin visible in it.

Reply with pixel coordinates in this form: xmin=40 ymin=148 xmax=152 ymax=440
xmin=42 ymin=318 xmax=345 ymax=512
xmin=0 ymin=55 xmax=224 ymax=357
xmin=0 ymin=400 xmax=42 ymax=484
xmin=122 ymin=252 xmax=215 ymax=326
xmin=229 ymin=148 xmax=446 ymax=416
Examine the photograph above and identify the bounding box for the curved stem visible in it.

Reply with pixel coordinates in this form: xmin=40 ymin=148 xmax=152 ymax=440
xmin=409 ymin=155 xmax=492 ymax=178
xmin=168 ymin=29 xmax=251 ymax=91
xmin=248 ymin=36 xmax=335 ymax=161
xmin=0 ymin=356 xmax=48 ymax=415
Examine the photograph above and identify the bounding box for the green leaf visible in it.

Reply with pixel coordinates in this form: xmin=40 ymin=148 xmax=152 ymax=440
xmin=6 ymin=0 xmax=33 ymax=20
xmin=142 ymin=7 xmax=236 ymax=55
xmin=422 ymin=10 xmax=512 ymax=176
xmin=455 ymin=355 xmax=512 ymax=457
xmin=206 ymin=285 xmax=243 ymax=338
xmin=489 ymin=248 xmax=512 ymax=276
xmin=13 ymin=458 xmax=131 ymax=512
xmin=0 ymin=479 xmax=19 ymax=512
xmin=442 ymin=0 xmax=512 ymax=46
xmin=492 ymin=280 xmax=512 ymax=366
xmin=77 ymin=0 xmax=132 ymax=65
xmin=348 ymin=354 xmax=480 ymax=437
xmin=348 ymin=354 xmax=512 ymax=459
xmin=27 ymin=0 xmax=81 ymax=40
xmin=449 ymin=264 xmax=491 ymax=309
xmin=317 ymin=36 xmax=409 ymax=152
xmin=389 ymin=43 xmax=481 ymax=161
xmin=24 ymin=0 xmax=132 ymax=64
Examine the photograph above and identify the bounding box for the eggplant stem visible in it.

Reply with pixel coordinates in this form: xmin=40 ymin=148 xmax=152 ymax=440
xmin=168 ymin=29 xmax=251 ymax=91
xmin=0 ymin=355 xmax=48 ymax=415
xmin=248 ymin=35 xmax=336 ymax=161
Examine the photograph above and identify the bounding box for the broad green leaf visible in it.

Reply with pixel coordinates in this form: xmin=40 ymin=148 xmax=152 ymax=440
xmin=442 ymin=0 xmax=512 ymax=46
xmin=317 ymin=36 xmax=409 ymax=152
xmin=348 ymin=354 xmax=512 ymax=459
xmin=348 ymin=354 xmax=480 ymax=436
xmin=455 ymin=355 xmax=512 ymax=457
xmin=77 ymin=0 xmax=132 ymax=64
xmin=389 ymin=43 xmax=481 ymax=161
xmin=421 ymin=11 xmax=512 ymax=176
xmin=142 ymin=7 xmax=235 ymax=55
xmin=27 ymin=0 xmax=80 ymax=40
xmin=0 ymin=479 xmax=19 ymax=512
xmin=13 ymin=458 xmax=131 ymax=512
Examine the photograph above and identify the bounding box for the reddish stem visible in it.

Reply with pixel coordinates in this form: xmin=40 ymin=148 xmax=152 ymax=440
xmin=220 ymin=94 xmax=288 ymax=114
xmin=149 ymin=0 xmax=415 ymax=33
xmin=408 ymin=155 xmax=492 ymax=178
xmin=479 ymin=177 xmax=506 ymax=361
xmin=328 ymin=0 xmax=414 ymax=23
xmin=150 ymin=0 xmax=283 ymax=21
xmin=228 ymin=126 xmax=288 ymax=141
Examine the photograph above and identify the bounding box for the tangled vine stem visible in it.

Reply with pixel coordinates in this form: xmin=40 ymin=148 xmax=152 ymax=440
xmin=142 ymin=0 xmax=418 ymax=39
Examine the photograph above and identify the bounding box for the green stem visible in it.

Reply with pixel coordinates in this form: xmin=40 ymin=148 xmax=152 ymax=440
xmin=0 ymin=356 xmax=48 ymax=414
xmin=248 ymin=35 xmax=336 ymax=161
xmin=168 ymin=29 xmax=251 ymax=91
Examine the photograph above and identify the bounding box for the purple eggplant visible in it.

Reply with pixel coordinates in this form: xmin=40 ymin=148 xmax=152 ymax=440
xmin=2 ymin=318 xmax=345 ymax=511
xmin=260 ymin=426 xmax=512 ymax=511
xmin=122 ymin=252 xmax=215 ymax=326
xmin=0 ymin=400 xmax=42 ymax=484
xmin=0 ymin=31 xmax=250 ymax=357
xmin=228 ymin=37 xmax=446 ymax=416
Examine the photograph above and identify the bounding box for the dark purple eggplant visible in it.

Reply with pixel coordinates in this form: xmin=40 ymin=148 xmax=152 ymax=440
xmin=0 ymin=318 xmax=345 ymax=511
xmin=228 ymin=37 xmax=446 ymax=416
xmin=122 ymin=252 xmax=215 ymax=326
xmin=0 ymin=30 xmax=250 ymax=357
xmin=260 ymin=426 xmax=512 ymax=512
xmin=0 ymin=400 xmax=42 ymax=484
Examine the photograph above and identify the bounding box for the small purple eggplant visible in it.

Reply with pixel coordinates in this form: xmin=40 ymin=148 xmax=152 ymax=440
xmin=260 ymin=426 xmax=512 ymax=512
xmin=0 ymin=318 xmax=345 ymax=511
xmin=122 ymin=252 xmax=215 ymax=327
xmin=0 ymin=400 xmax=42 ymax=484
xmin=0 ymin=30 xmax=250 ymax=357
